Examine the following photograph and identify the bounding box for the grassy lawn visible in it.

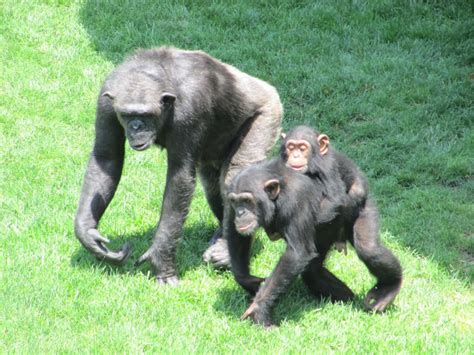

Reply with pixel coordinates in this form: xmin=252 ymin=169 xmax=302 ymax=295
xmin=1 ymin=0 xmax=473 ymax=352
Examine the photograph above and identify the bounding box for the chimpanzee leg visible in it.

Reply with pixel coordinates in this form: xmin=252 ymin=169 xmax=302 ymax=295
xmin=199 ymin=164 xmax=226 ymax=266
xmin=241 ymin=246 xmax=316 ymax=326
xmin=199 ymin=164 xmax=225 ymax=260
xmin=199 ymin=163 xmax=224 ymax=223
xmin=352 ymin=200 xmax=402 ymax=312
xmin=204 ymin=103 xmax=282 ymax=267
xmin=225 ymin=205 xmax=264 ymax=295
xmin=302 ymin=257 xmax=354 ymax=302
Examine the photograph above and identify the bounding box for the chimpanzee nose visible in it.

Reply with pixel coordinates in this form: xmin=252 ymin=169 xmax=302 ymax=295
xmin=236 ymin=208 xmax=245 ymax=217
xmin=129 ymin=119 xmax=144 ymax=131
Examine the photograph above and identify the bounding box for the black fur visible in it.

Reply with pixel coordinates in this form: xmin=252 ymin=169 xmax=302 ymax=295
xmin=75 ymin=47 xmax=282 ymax=282
xmin=227 ymin=157 xmax=402 ymax=327
xmin=281 ymin=125 xmax=368 ymax=212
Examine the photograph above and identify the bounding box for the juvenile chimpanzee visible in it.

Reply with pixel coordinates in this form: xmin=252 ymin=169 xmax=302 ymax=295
xmin=280 ymin=126 xmax=402 ymax=312
xmin=281 ymin=125 xmax=369 ymax=253
xmin=74 ymin=47 xmax=282 ymax=284
xmin=227 ymin=159 xmax=402 ymax=327
xmin=281 ymin=126 xmax=368 ymax=213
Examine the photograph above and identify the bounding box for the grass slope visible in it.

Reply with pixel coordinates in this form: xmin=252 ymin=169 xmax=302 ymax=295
xmin=1 ymin=0 xmax=472 ymax=352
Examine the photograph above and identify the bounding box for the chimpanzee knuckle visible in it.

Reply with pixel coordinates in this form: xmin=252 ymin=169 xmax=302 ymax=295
xmin=77 ymin=229 xmax=111 ymax=257
xmin=240 ymin=309 xmax=252 ymax=321
xmin=135 ymin=249 xmax=152 ymax=267
xmin=119 ymin=243 xmax=132 ymax=258
xmin=213 ymin=258 xmax=231 ymax=268
xmin=104 ymin=247 xmax=131 ymax=265
xmin=94 ymin=235 xmax=111 ymax=244
xmin=88 ymin=229 xmax=110 ymax=244
xmin=241 ymin=301 xmax=259 ymax=319
xmin=203 ymin=239 xmax=230 ymax=268
xmin=215 ymin=256 xmax=231 ymax=268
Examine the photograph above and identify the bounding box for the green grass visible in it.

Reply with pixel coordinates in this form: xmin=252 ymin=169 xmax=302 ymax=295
xmin=1 ymin=0 xmax=473 ymax=352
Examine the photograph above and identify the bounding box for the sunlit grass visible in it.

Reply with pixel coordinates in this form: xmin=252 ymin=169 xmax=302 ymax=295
xmin=1 ymin=0 xmax=472 ymax=352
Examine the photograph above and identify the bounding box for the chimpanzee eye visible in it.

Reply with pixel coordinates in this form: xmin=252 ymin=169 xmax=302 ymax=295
xmin=299 ymin=144 xmax=307 ymax=151
xmin=287 ymin=144 xmax=295 ymax=151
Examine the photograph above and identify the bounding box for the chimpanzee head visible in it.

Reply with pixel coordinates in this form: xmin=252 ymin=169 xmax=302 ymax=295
xmin=280 ymin=125 xmax=329 ymax=175
xmin=227 ymin=164 xmax=281 ymax=236
xmin=102 ymin=71 xmax=176 ymax=151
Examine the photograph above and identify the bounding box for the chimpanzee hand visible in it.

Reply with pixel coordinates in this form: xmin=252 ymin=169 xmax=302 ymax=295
xmin=135 ymin=246 xmax=179 ymax=285
xmin=78 ymin=228 xmax=132 ymax=265
xmin=240 ymin=301 xmax=273 ymax=328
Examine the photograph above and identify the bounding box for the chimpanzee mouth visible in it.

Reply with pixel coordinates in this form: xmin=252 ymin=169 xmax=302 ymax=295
xmin=290 ymin=164 xmax=306 ymax=171
xmin=238 ymin=221 xmax=257 ymax=234
xmin=131 ymin=141 xmax=151 ymax=151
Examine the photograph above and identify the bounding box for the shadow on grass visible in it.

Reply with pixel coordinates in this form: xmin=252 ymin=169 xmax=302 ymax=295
xmin=79 ymin=0 xmax=226 ymax=64
xmin=78 ymin=1 xmax=473 ymax=282
xmin=71 ymin=221 xmax=265 ymax=279
xmin=213 ymin=279 xmax=367 ymax=326
xmin=71 ymin=223 xmax=211 ymax=278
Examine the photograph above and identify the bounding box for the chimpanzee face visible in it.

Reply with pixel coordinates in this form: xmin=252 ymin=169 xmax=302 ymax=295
xmin=228 ymin=192 xmax=259 ymax=235
xmin=118 ymin=112 xmax=157 ymax=151
xmin=103 ymin=91 xmax=176 ymax=151
xmin=228 ymin=176 xmax=280 ymax=236
xmin=281 ymin=126 xmax=330 ymax=175
xmin=285 ymin=139 xmax=312 ymax=173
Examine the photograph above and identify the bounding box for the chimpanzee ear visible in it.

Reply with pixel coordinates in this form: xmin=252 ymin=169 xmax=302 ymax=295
xmin=160 ymin=92 xmax=176 ymax=106
xmin=318 ymin=134 xmax=330 ymax=155
xmin=264 ymin=179 xmax=280 ymax=200
xmin=102 ymin=91 xmax=115 ymax=100
xmin=280 ymin=132 xmax=287 ymax=140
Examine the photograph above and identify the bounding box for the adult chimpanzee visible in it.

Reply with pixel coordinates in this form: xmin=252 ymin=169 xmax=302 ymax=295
xmin=227 ymin=158 xmax=402 ymax=327
xmin=74 ymin=47 xmax=282 ymax=284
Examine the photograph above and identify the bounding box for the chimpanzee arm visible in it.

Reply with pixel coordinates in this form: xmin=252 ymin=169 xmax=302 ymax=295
xmin=74 ymin=100 xmax=131 ymax=263
xmin=226 ymin=205 xmax=265 ymax=295
xmin=135 ymin=147 xmax=198 ymax=284
xmin=241 ymin=230 xmax=317 ymax=326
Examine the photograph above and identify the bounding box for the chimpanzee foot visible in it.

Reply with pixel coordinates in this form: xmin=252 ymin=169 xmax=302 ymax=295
xmin=364 ymin=282 xmax=401 ymax=312
xmin=202 ymin=229 xmax=230 ymax=269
